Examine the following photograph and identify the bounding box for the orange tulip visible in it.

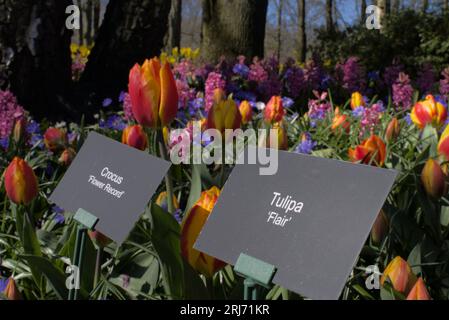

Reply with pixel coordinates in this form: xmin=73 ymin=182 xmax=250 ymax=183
xmin=406 ymin=277 xmax=431 ymax=300
xmin=350 ymin=92 xmax=365 ymax=110
xmin=58 ymin=148 xmax=77 ymax=166
xmin=4 ymin=277 xmax=22 ymax=300
xmin=385 ymin=117 xmax=400 ymax=142
xmin=410 ymin=95 xmax=447 ymax=129
xmin=206 ymin=97 xmax=242 ymax=134
xmin=264 ymin=96 xmax=285 ymax=124
xmin=421 ymin=158 xmax=447 ymax=198
xmin=437 ymin=123 xmax=449 ymax=160
xmin=4 ymin=157 xmax=39 ymax=205
xmin=260 ymin=121 xmax=288 ymax=150
xmin=213 ymin=88 xmax=226 ymax=105
xmin=331 ymin=107 xmax=350 ymax=132
xmin=121 ymin=125 xmax=148 ymax=151
xmin=381 ymin=256 xmax=416 ymax=294
xmin=181 ymin=186 xmax=226 ymax=277
xmin=239 ymin=100 xmax=253 ymax=125
xmin=128 ymin=58 xmax=178 ymax=128
xmin=44 ymin=127 xmax=68 ymax=152
xmin=348 ymin=135 xmax=386 ymax=167
xmin=155 ymin=191 xmax=180 ymax=212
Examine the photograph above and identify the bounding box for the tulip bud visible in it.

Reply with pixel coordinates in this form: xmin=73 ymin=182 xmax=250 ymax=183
xmin=181 ymin=187 xmax=226 ymax=277
xmin=4 ymin=157 xmax=39 ymax=205
xmin=350 ymin=92 xmax=365 ymax=110
xmin=213 ymin=88 xmax=226 ymax=105
xmin=12 ymin=118 xmax=27 ymax=144
xmin=348 ymin=135 xmax=386 ymax=167
xmin=58 ymin=148 xmax=77 ymax=166
xmin=421 ymin=158 xmax=447 ymax=198
xmin=260 ymin=121 xmax=288 ymax=150
xmin=44 ymin=127 xmax=68 ymax=152
xmin=381 ymin=256 xmax=416 ymax=294
xmin=406 ymin=277 xmax=431 ymax=300
xmin=264 ymin=96 xmax=285 ymax=124
xmin=239 ymin=100 xmax=253 ymax=125
xmin=156 ymin=191 xmax=180 ymax=212
xmin=88 ymin=230 xmax=113 ymax=248
xmin=370 ymin=209 xmax=389 ymax=245
xmin=121 ymin=125 xmax=148 ymax=151
xmin=385 ymin=117 xmax=400 ymax=142
xmin=4 ymin=277 xmax=22 ymax=300
xmin=410 ymin=95 xmax=447 ymax=129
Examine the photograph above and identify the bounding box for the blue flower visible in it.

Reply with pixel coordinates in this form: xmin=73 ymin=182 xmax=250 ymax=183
xmin=53 ymin=213 xmax=65 ymax=225
xmin=295 ymin=133 xmax=317 ymax=155
xmin=173 ymin=209 xmax=183 ymax=224
xmin=102 ymin=98 xmax=113 ymax=108
xmin=118 ymin=91 xmax=126 ymax=103
xmin=26 ymin=121 xmax=40 ymax=134
xmin=0 ymin=278 xmax=9 ymax=292
xmin=405 ymin=114 xmax=413 ymax=126
xmin=282 ymin=97 xmax=294 ymax=108
xmin=30 ymin=134 xmax=44 ymax=149
xmin=100 ymin=115 xmax=126 ymax=131
xmin=232 ymin=63 xmax=250 ymax=78
xmin=0 ymin=137 xmax=9 ymax=150
xmin=352 ymin=106 xmax=366 ymax=118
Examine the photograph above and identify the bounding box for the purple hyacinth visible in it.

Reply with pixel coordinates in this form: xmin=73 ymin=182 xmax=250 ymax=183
xmin=383 ymin=60 xmax=403 ymax=88
xmin=232 ymin=56 xmax=250 ymax=78
xmin=307 ymin=91 xmax=331 ymax=122
xmin=122 ymin=93 xmax=134 ymax=121
xmin=0 ymin=90 xmax=25 ymax=139
xmin=440 ymin=68 xmax=449 ymax=97
xmin=204 ymin=71 xmax=226 ymax=112
xmin=416 ymin=63 xmax=436 ymax=95
xmin=392 ymin=72 xmax=414 ymax=110
xmin=284 ymin=64 xmax=306 ymax=99
xmin=336 ymin=57 xmax=366 ymax=93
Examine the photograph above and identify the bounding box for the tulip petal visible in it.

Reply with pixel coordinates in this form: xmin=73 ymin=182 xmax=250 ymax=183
xmin=159 ymin=62 xmax=179 ymax=127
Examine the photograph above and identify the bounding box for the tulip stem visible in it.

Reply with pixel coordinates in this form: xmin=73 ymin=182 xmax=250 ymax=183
xmin=93 ymin=247 xmax=103 ymax=289
xmin=157 ymin=130 xmax=175 ymax=214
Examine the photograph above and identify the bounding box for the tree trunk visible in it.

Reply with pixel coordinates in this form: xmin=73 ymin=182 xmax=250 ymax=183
xmin=80 ymin=0 xmax=171 ymax=104
xmin=297 ymin=0 xmax=306 ymax=63
xmin=85 ymin=0 xmax=93 ymax=46
xmin=422 ymin=0 xmax=429 ymax=12
xmin=200 ymin=0 xmax=268 ymax=62
xmin=326 ymin=0 xmax=333 ymax=33
xmin=0 ymin=0 xmax=74 ymax=120
xmin=77 ymin=0 xmax=84 ymax=46
xmin=391 ymin=0 xmax=400 ymax=13
xmin=276 ymin=0 xmax=283 ymax=61
xmin=361 ymin=0 xmax=367 ymax=23
xmin=167 ymin=0 xmax=182 ymax=51
xmin=377 ymin=0 xmax=387 ymax=29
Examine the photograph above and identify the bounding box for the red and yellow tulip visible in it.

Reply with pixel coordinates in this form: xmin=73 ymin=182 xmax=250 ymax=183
xmin=239 ymin=100 xmax=253 ymax=125
xmin=381 ymin=256 xmax=416 ymax=294
xmin=410 ymin=95 xmax=447 ymax=129
xmin=128 ymin=58 xmax=178 ymax=128
xmin=206 ymin=97 xmax=242 ymax=134
xmin=421 ymin=159 xmax=447 ymax=198
xmin=44 ymin=127 xmax=68 ymax=152
xmin=264 ymin=96 xmax=285 ymax=124
xmin=121 ymin=125 xmax=148 ymax=151
xmin=260 ymin=121 xmax=288 ymax=150
xmin=350 ymin=92 xmax=365 ymax=110
xmin=406 ymin=277 xmax=431 ymax=300
xmin=348 ymin=135 xmax=386 ymax=167
xmin=438 ymin=123 xmax=449 ymax=160
xmin=181 ymin=186 xmax=226 ymax=277
xmin=3 ymin=157 xmax=39 ymax=205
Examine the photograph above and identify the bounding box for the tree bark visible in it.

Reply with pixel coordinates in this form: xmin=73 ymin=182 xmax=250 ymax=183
xmin=377 ymin=0 xmax=387 ymax=29
xmin=361 ymin=0 xmax=367 ymax=23
xmin=85 ymin=0 xmax=93 ymax=46
xmin=167 ymin=0 xmax=182 ymax=51
xmin=0 ymin=0 xmax=74 ymax=120
xmin=77 ymin=0 xmax=84 ymax=46
xmin=200 ymin=0 xmax=268 ymax=62
xmin=422 ymin=0 xmax=429 ymax=12
xmin=276 ymin=0 xmax=283 ymax=61
xmin=391 ymin=0 xmax=400 ymax=13
xmin=297 ymin=0 xmax=306 ymax=63
xmin=326 ymin=0 xmax=333 ymax=33
xmin=80 ymin=0 xmax=171 ymax=104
